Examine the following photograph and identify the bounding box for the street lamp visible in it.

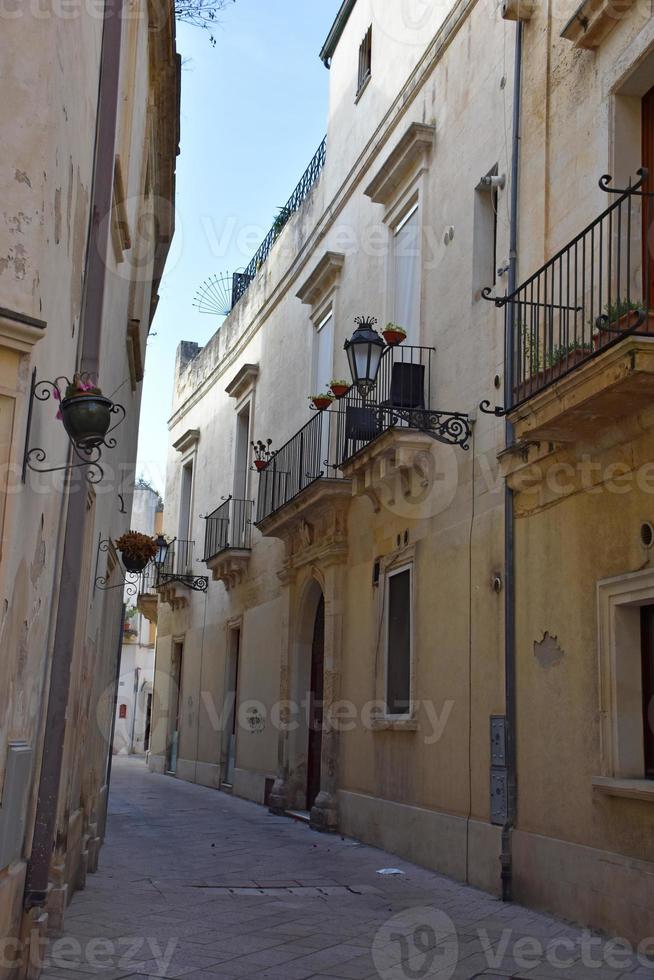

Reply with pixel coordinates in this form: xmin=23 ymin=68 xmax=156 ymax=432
xmin=154 ymin=534 xmax=171 ymax=568
xmin=344 ymin=315 xmax=385 ymax=399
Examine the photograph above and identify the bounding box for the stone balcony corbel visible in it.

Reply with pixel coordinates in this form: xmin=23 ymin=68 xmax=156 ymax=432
xmin=205 ymin=550 xmax=251 ymax=591
xmin=257 ymin=479 xmax=352 ymax=582
xmin=136 ymin=592 xmax=159 ymax=624
xmin=340 ymin=429 xmax=436 ymax=510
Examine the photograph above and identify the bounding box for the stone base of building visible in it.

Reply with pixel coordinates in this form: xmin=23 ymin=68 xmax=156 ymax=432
xmin=513 ymin=829 xmax=654 ymax=944
xmin=0 ymin=861 xmax=27 ymax=980
xmin=338 ymin=790 xmax=502 ymax=896
xmin=233 ymin=768 xmax=272 ymax=805
xmin=175 ymin=759 xmax=222 ymax=789
xmin=147 ymin=753 xmax=167 ymax=774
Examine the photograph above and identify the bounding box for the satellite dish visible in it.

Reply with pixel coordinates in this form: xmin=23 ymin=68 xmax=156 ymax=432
xmin=193 ymin=273 xmax=235 ymax=317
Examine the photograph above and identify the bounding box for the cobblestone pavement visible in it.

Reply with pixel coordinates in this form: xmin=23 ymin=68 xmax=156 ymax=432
xmin=42 ymin=757 xmax=654 ymax=980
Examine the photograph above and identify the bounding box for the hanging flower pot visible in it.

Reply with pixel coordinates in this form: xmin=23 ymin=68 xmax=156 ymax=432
xmin=310 ymin=393 xmax=335 ymax=411
xmin=115 ymin=532 xmax=158 ymax=574
xmin=254 ymin=459 xmax=269 ymax=472
xmin=56 ymin=375 xmax=113 ymax=450
xmin=382 ymin=323 xmax=407 ymax=346
xmin=329 ymin=379 xmax=351 ymax=399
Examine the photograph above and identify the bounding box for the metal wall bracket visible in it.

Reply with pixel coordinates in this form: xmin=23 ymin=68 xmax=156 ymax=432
xmin=93 ymin=536 xmax=141 ymax=600
xmin=156 ymin=572 xmax=209 ymax=594
xmin=479 ymin=400 xmax=508 ymax=418
xmin=22 ymin=370 xmax=126 ymax=485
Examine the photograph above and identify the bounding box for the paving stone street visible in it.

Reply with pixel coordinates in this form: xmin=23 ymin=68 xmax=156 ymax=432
xmin=43 ymin=758 xmax=654 ymax=980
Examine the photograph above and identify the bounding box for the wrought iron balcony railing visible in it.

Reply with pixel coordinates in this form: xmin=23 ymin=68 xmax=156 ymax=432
xmin=203 ymin=497 xmax=253 ymax=562
xmin=485 ymin=170 xmax=654 ymax=408
xmin=156 ymin=539 xmax=209 ymax=594
xmin=232 ymin=136 xmax=327 ymax=307
xmin=256 ymin=345 xmax=471 ymax=524
xmin=138 ymin=565 xmax=159 ymax=597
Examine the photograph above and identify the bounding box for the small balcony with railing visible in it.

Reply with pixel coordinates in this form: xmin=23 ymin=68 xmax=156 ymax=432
xmin=137 ymin=565 xmax=160 ymax=624
xmin=491 ymin=170 xmax=654 ymax=443
xmin=255 ymin=343 xmax=471 ymax=533
xmin=156 ymin=539 xmax=208 ymax=610
xmin=203 ymin=497 xmax=253 ymax=590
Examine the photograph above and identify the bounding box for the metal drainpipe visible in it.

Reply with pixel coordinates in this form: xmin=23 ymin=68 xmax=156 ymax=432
xmin=501 ymin=19 xmax=523 ymax=905
xmin=24 ymin=0 xmax=124 ymax=911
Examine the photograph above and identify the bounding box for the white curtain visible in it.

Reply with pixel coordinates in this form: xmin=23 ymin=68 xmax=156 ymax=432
xmin=313 ymin=311 xmax=334 ymax=393
xmin=393 ymin=206 xmax=421 ymax=344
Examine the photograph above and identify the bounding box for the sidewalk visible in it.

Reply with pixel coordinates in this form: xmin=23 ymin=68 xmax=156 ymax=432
xmin=40 ymin=757 xmax=654 ymax=980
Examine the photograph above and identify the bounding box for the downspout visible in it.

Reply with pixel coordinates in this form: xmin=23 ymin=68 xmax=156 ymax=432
xmin=501 ymin=19 xmax=523 ymax=905
xmin=24 ymin=0 xmax=124 ymax=910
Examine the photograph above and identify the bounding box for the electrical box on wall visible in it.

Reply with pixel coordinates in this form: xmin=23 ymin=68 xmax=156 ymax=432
xmin=490 ymin=715 xmax=509 ymax=825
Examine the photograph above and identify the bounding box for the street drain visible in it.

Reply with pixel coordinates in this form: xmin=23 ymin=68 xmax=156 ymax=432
xmin=191 ymin=885 xmax=367 ymax=896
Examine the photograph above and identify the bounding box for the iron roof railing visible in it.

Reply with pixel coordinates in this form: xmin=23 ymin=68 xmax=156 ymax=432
xmin=232 ymin=136 xmax=327 ymax=307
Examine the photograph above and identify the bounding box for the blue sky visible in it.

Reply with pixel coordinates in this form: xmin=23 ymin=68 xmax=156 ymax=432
xmin=136 ymin=0 xmax=337 ymax=493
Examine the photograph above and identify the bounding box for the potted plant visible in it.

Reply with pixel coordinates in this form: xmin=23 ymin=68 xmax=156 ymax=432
xmin=115 ymin=531 xmax=158 ymax=574
xmin=272 ymin=205 xmax=292 ymax=239
xmin=382 ymin=323 xmax=407 ymax=346
xmin=55 ymin=375 xmax=114 ymax=450
xmin=329 ymin=379 xmax=351 ymax=399
xmin=593 ymin=299 xmax=654 ymax=351
xmin=251 ymin=439 xmax=275 ymax=472
xmin=310 ymin=393 xmax=335 ymax=411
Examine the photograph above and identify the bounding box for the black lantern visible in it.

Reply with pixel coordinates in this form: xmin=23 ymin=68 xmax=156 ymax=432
xmin=154 ymin=534 xmax=171 ymax=567
xmin=344 ymin=316 xmax=385 ymax=398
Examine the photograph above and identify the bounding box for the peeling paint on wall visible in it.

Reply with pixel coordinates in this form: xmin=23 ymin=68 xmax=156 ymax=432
xmin=533 ymin=632 xmax=565 ymax=669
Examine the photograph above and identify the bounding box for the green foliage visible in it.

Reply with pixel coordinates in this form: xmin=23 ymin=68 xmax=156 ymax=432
xmin=272 ymin=206 xmax=292 ymax=238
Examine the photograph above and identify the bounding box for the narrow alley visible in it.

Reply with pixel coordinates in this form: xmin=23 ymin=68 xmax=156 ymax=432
xmin=40 ymin=759 xmax=654 ymax=980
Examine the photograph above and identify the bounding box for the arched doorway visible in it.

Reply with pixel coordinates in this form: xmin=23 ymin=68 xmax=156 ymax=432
xmin=306 ymin=595 xmax=324 ymax=811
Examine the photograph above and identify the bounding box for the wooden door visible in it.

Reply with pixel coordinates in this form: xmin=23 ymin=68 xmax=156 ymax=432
xmin=306 ymin=596 xmax=325 ymax=811
xmin=641 ymin=606 xmax=654 ymax=780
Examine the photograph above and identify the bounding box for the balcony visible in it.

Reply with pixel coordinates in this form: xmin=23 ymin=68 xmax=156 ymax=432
xmin=203 ymin=497 xmax=253 ymax=591
xmin=231 ymin=137 xmax=327 ymax=307
xmin=496 ymin=171 xmax=654 ymax=443
xmin=255 ymin=344 xmax=469 ymax=534
xmin=137 ymin=566 xmax=159 ymax=624
xmin=156 ymin=539 xmax=207 ymax=610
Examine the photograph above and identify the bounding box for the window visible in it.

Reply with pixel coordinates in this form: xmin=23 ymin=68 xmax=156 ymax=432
xmin=179 ymin=460 xmax=193 ymax=543
xmin=313 ymin=310 xmax=334 ymax=467
xmin=233 ymin=402 xmax=251 ymax=501
xmin=473 ymin=168 xmax=499 ymax=298
xmin=119 ymin=704 xmax=128 ymax=720
xmin=392 ymin=203 xmax=421 ymax=344
xmin=357 ymin=26 xmax=372 ymax=98
xmin=641 ymin=606 xmax=654 ymax=779
xmin=312 ymin=310 xmax=334 ymax=395
xmin=386 ymin=567 xmax=412 ymax=716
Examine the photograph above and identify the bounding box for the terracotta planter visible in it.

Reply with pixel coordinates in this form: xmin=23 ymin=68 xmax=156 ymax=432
xmin=254 ymin=459 xmax=269 ymax=472
xmin=60 ymin=393 xmax=113 ymax=450
xmin=594 ymin=310 xmax=654 ymax=352
xmin=311 ymin=396 xmax=334 ymax=411
xmin=382 ymin=330 xmax=406 ymax=346
xmin=330 ymin=383 xmax=351 ymax=399
xmin=514 ymin=347 xmax=590 ymax=402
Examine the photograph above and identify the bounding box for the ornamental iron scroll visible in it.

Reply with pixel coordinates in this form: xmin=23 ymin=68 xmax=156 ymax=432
xmin=22 ymin=370 xmax=127 ymax=485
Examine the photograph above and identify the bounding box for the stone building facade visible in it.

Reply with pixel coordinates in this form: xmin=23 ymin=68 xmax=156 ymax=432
xmin=113 ymin=482 xmax=163 ymax=757
xmin=0 ymin=1 xmax=179 ymax=975
xmin=149 ymin=0 xmax=654 ymax=942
